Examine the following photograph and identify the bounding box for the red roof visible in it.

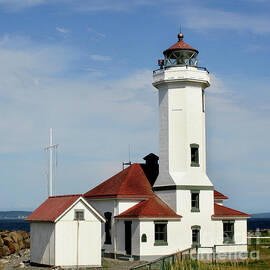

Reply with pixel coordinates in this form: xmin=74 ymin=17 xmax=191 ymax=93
xmin=212 ymin=203 xmax=250 ymax=219
xmin=214 ymin=190 xmax=229 ymax=200
xmin=114 ymin=195 xmax=181 ymax=219
xmin=26 ymin=194 xmax=81 ymax=222
xmin=84 ymin=164 xmax=154 ymax=199
xmin=163 ymin=35 xmax=198 ymax=55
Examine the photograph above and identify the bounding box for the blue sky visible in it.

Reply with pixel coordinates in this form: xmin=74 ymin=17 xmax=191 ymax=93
xmin=0 ymin=0 xmax=269 ymax=213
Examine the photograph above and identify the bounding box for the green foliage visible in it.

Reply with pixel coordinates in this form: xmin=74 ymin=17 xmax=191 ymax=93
xmin=101 ymin=260 xmax=110 ymax=268
xmin=169 ymin=258 xmax=270 ymax=270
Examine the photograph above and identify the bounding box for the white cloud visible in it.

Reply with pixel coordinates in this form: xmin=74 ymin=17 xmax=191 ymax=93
xmin=87 ymin=27 xmax=106 ymax=39
xmin=170 ymin=5 xmax=270 ymax=34
xmin=0 ymin=34 xmax=157 ymax=210
xmin=205 ymin=74 xmax=270 ymax=212
xmin=56 ymin=27 xmax=70 ymax=34
xmin=0 ymin=0 xmax=156 ymax=12
xmin=66 ymin=0 xmax=155 ymax=12
xmin=209 ymin=74 xmax=231 ymax=94
xmin=89 ymin=54 xmax=112 ymax=61
xmin=0 ymin=0 xmax=44 ymax=11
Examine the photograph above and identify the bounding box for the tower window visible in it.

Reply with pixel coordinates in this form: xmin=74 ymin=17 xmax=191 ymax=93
xmin=191 ymin=225 xmax=201 ymax=247
xmin=191 ymin=191 xmax=200 ymax=212
xmin=190 ymin=144 xmax=200 ymax=167
xmin=202 ymin=90 xmax=205 ymax=112
xmin=223 ymin=221 xmax=235 ymax=244
xmin=104 ymin=212 xmax=112 ymax=245
xmin=154 ymin=221 xmax=168 ymax=246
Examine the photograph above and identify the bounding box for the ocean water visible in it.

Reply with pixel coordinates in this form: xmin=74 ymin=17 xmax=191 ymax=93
xmin=0 ymin=219 xmax=30 ymax=232
xmin=0 ymin=218 xmax=269 ymax=233
xmin=248 ymin=218 xmax=270 ymax=231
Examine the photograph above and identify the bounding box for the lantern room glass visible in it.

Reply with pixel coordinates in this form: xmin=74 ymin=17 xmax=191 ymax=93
xmin=165 ymin=50 xmax=198 ymax=67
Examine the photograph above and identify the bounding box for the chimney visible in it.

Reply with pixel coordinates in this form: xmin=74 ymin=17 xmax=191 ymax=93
xmin=140 ymin=153 xmax=159 ymax=187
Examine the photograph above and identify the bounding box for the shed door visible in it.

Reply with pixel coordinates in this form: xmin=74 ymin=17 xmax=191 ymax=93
xmin=125 ymin=221 xmax=132 ymax=255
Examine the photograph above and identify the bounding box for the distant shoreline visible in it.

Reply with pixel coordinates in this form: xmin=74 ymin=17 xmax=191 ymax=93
xmin=0 ymin=217 xmax=28 ymax=220
xmin=0 ymin=211 xmax=32 ymax=220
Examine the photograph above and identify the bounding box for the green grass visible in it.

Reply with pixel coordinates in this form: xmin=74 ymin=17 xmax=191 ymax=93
xmin=101 ymin=259 xmax=110 ymax=268
xmin=169 ymin=259 xmax=270 ymax=270
xmin=163 ymin=246 xmax=270 ymax=270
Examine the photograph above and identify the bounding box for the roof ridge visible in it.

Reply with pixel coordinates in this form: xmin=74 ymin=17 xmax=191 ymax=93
xmin=49 ymin=194 xmax=82 ymax=198
xmin=115 ymin=195 xmax=182 ymax=219
xmin=214 ymin=190 xmax=229 ymax=200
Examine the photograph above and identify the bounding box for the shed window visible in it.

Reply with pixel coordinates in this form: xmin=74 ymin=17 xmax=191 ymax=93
xmin=191 ymin=191 xmax=200 ymax=212
xmin=74 ymin=210 xmax=84 ymax=220
xmin=154 ymin=221 xmax=168 ymax=246
xmin=190 ymin=144 xmax=200 ymax=167
xmin=104 ymin=212 xmax=112 ymax=245
xmin=191 ymin=225 xmax=201 ymax=247
xmin=223 ymin=221 xmax=235 ymax=244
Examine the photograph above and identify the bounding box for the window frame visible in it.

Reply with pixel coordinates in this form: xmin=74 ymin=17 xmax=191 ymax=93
xmin=154 ymin=221 xmax=168 ymax=246
xmin=74 ymin=209 xmax=85 ymax=221
xmin=104 ymin=212 xmax=112 ymax=245
xmin=141 ymin=234 xmax=147 ymax=243
xmin=190 ymin=143 xmax=200 ymax=167
xmin=191 ymin=190 xmax=200 ymax=212
xmin=223 ymin=220 xmax=235 ymax=244
xmin=202 ymin=89 xmax=205 ymax=113
xmin=191 ymin=225 xmax=201 ymax=248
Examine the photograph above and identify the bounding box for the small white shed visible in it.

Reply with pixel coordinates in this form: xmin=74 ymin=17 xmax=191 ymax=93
xmin=26 ymin=194 xmax=105 ymax=268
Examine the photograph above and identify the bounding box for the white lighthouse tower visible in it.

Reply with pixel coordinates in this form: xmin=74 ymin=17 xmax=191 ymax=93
xmin=153 ymin=33 xmax=214 ymax=219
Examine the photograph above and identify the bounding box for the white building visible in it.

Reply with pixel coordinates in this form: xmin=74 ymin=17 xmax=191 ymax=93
xmin=83 ymin=33 xmax=250 ymax=261
xmin=28 ymin=32 xmax=250 ymax=263
xmin=26 ymin=195 xmax=105 ymax=268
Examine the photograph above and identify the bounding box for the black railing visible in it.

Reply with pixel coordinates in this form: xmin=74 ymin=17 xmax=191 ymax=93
xmin=129 ymin=244 xmax=249 ymax=270
xmin=153 ymin=65 xmax=209 ymax=75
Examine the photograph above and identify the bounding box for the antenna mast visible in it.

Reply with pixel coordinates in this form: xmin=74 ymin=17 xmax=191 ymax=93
xmin=44 ymin=128 xmax=59 ymax=197
xmin=122 ymin=144 xmax=131 ymax=170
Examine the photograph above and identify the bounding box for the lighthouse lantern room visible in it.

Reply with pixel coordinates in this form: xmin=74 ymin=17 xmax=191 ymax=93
xmin=163 ymin=33 xmax=198 ymax=67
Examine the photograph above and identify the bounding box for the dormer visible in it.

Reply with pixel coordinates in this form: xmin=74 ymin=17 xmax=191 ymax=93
xmin=214 ymin=190 xmax=229 ymax=205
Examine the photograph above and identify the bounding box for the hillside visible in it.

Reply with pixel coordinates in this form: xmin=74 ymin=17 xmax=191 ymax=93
xmin=0 ymin=211 xmax=32 ymax=219
xmin=252 ymin=212 xmax=270 ymax=218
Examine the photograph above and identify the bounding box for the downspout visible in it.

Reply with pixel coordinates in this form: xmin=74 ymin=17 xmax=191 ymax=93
xmin=114 ymin=200 xmax=118 ymax=259
xmin=48 ymin=225 xmax=50 ymax=265
xmin=114 ymin=220 xmax=118 ymax=259
xmin=54 ymin=223 xmax=56 ymax=267
xmin=77 ymin=220 xmax=79 ymax=269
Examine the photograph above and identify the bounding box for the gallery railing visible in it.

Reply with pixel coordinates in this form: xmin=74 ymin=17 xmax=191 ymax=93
xmin=153 ymin=65 xmax=209 ymax=75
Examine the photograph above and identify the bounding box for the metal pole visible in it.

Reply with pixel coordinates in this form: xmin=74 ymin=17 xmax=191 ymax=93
xmin=213 ymin=245 xmax=216 ymax=264
xmin=77 ymin=220 xmax=79 ymax=270
xmin=49 ymin=128 xmax=53 ymax=197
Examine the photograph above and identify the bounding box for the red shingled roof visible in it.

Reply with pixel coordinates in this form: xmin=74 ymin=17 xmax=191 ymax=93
xmin=163 ymin=38 xmax=198 ymax=55
xmin=214 ymin=190 xmax=229 ymax=200
xmin=114 ymin=195 xmax=181 ymax=219
xmin=26 ymin=194 xmax=81 ymax=222
xmin=84 ymin=163 xmax=154 ymax=199
xmin=212 ymin=203 xmax=250 ymax=219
